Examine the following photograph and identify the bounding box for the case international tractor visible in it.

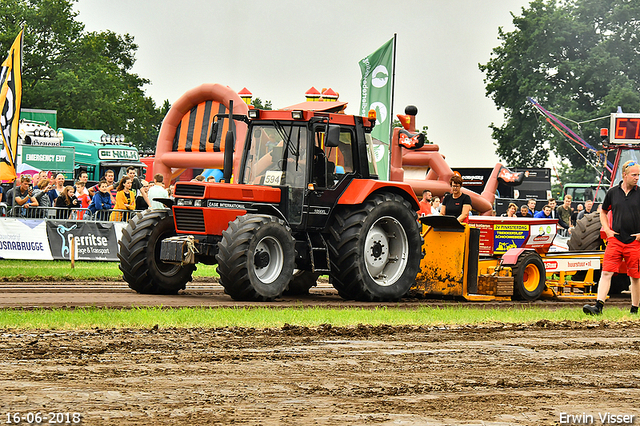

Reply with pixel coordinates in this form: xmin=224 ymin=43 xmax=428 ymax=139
xmin=118 ymin=95 xmax=422 ymax=302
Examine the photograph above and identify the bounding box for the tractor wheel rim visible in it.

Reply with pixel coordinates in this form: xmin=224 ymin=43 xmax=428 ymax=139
xmin=364 ymin=216 xmax=409 ymax=286
xmin=254 ymin=236 xmax=284 ymax=284
xmin=523 ymin=264 xmax=541 ymax=292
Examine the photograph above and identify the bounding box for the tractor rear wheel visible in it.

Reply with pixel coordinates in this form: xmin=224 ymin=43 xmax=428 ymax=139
xmin=568 ymin=212 xmax=602 ymax=251
xmin=327 ymin=193 xmax=422 ymax=302
xmin=216 ymin=214 xmax=295 ymax=301
xmin=118 ymin=210 xmax=195 ymax=295
xmin=512 ymin=251 xmax=546 ymax=301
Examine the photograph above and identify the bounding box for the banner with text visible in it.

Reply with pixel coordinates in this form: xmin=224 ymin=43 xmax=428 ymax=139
xmin=45 ymin=221 xmax=119 ymax=261
xmin=359 ymin=37 xmax=394 ymax=180
xmin=0 ymin=218 xmax=53 ymax=260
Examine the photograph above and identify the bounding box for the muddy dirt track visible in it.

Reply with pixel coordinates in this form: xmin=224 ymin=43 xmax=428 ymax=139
xmin=1 ymin=280 xmax=640 ymax=425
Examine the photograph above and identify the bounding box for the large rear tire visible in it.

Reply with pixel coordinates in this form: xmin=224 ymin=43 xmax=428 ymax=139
xmin=327 ymin=193 xmax=422 ymax=302
xmin=216 ymin=214 xmax=295 ymax=301
xmin=568 ymin=212 xmax=602 ymax=251
xmin=118 ymin=210 xmax=195 ymax=294
xmin=512 ymin=251 xmax=546 ymax=301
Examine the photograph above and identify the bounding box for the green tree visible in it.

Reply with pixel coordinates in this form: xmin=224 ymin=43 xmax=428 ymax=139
xmin=480 ymin=0 xmax=640 ymax=183
xmin=0 ymin=0 xmax=163 ymax=150
xmin=251 ymin=97 xmax=272 ymax=110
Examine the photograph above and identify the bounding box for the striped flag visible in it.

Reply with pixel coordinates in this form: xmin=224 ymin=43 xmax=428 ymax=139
xmin=0 ymin=30 xmax=23 ymax=182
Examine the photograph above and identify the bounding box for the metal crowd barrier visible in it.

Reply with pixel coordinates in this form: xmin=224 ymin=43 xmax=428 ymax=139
xmin=5 ymin=206 xmax=138 ymax=222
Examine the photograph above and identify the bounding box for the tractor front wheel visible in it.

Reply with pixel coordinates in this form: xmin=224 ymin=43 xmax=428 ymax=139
xmin=216 ymin=214 xmax=295 ymax=301
xmin=118 ymin=210 xmax=195 ymax=295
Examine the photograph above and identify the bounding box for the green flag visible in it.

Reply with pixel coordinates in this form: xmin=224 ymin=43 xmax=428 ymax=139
xmin=359 ymin=37 xmax=394 ymax=180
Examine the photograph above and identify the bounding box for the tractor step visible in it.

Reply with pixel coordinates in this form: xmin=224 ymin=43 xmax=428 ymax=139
xmin=307 ymin=233 xmax=330 ymax=273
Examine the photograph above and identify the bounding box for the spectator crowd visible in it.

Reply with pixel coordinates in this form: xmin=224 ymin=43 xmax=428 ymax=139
xmin=417 ymin=188 xmax=598 ymax=236
xmin=0 ymin=167 xmax=171 ymax=221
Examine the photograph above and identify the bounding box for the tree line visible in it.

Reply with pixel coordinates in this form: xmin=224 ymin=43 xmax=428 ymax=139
xmin=480 ymin=0 xmax=640 ymax=184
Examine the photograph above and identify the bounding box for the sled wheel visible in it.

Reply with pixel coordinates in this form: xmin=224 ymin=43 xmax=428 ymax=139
xmin=283 ymin=271 xmax=319 ymax=296
xmin=216 ymin=214 xmax=295 ymax=301
xmin=327 ymin=193 xmax=422 ymax=301
xmin=512 ymin=251 xmax=546 ymax=301
xmin=118 ymin=210 xmax=195 ymax=295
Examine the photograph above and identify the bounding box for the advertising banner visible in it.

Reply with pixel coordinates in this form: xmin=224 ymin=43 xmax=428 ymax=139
xmin=359 ymin=37 xmax=394 ymax=180
xmin=46 ymin=221 xmax=118 ymax=261
xmin=0 ymin=218 xmax=53 ymax=260
xmin=469 ymin=217 xmax=557 ymax=256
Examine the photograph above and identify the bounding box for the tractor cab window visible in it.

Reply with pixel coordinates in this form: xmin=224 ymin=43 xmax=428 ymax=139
xmin=242 ymin=123 xmax=308 ymax=188
xmin=312 ymin=127 xmax=355 ymax=188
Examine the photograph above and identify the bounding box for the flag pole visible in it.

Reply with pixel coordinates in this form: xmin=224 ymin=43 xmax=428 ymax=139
xmin=387 ymin=33 xmax=397 ymax=152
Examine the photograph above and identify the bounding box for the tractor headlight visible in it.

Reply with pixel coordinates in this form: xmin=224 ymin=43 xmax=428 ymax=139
xmin=292 ymin=110 xmax=304 ymax=120
xmin=248 ymin=109 xmax=259 ymax=119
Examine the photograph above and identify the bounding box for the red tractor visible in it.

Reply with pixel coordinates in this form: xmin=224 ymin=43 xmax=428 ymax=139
xmin=118 ymin=103 xmax=422 ymax=301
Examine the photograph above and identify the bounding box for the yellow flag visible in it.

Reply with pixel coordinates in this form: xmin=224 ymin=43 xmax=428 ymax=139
xmin=0 ymin=30 xmax=23 ymax=182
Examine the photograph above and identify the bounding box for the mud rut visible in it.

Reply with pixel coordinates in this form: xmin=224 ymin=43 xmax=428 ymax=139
xmin=1 ymin=280 xmax=639 ymax=425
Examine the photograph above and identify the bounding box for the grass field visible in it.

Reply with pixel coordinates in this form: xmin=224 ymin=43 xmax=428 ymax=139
xmin=0 ymin=305 xmax=635 ymax=330
xmin=1 ymin=260 xmax=218 ymax=280
xmin=1 ymin=260 xmax=636 ymax=330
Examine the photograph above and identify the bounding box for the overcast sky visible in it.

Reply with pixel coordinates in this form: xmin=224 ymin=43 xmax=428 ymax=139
xmin=74 ymin=0 xmax=531 ymax=167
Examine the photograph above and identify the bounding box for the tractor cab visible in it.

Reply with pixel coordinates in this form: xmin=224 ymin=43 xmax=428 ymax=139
xmin=226 ymin=108 xmax=378 ymax=231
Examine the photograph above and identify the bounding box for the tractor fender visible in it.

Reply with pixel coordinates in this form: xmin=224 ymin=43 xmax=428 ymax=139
xmin=501 ymin=248 xmax=534 ymax=266
xmin=337 ymin=179 xmax=419 ymax=210
xmin=252 ymin=203 xmax=288 ymax=225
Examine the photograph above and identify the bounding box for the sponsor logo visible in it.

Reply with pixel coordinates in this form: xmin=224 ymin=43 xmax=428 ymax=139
xmin=98 ymin=148 xmax=139 ymax=161
xmin=371 ymin=65 xmax=389 ymax=88
xmin=55 ymin=223 xmax=109 ymax=258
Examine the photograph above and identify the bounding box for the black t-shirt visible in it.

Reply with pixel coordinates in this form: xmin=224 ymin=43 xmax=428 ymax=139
xmin=601 ymin=183 xmax=640 ymax=244
xmin=442 ymin=192 xmax=472 ymax=219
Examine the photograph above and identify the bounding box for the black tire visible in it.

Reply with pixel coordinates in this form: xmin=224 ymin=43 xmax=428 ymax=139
xmin=283 ymin=271 xmax=319 ymax=296
xmin=216 ymin=214 xmax=295 ymax=301
xmin=568 ymin=212 xmax=602 ymax=251
xmin=512 ymin=251 xmax=546 ymax=301
xmin=327 ymin=193 xmax=422 ymax=302
xmin=118 ymin=210 xmax=195 ymax=295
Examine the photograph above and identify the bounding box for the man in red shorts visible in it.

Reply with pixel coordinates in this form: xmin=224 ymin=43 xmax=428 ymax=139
xmin=584 ymin=160 xmax=640 ymax=315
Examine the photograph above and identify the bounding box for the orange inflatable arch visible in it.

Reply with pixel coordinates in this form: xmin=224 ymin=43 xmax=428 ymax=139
xmin=154 ymin=84 xmax=249 ymax=184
